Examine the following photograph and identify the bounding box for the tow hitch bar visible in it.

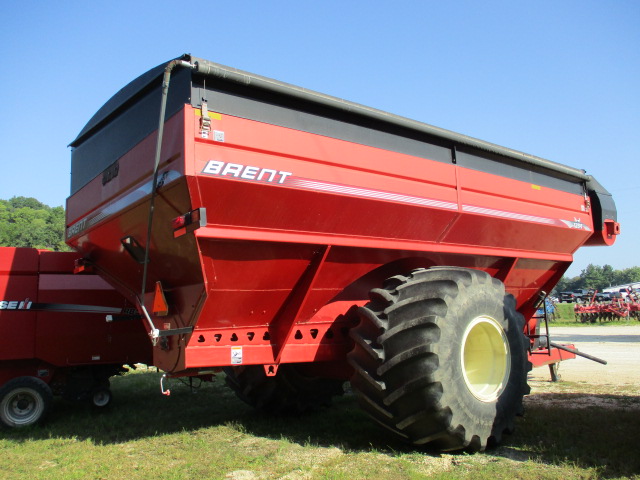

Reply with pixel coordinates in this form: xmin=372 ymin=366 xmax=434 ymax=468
xmin=550 ymin=342 xmax=607 ymax=365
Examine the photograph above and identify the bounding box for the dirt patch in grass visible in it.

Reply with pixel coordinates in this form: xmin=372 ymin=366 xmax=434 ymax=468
xmin=526 ymin=378 xmax=640 ymax=412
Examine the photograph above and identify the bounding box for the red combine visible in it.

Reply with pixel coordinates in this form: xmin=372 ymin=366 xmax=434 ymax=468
xmin=65 ymin=55 xmax=619 ymax=451
xmin=0 ymin=247 xmax=152 ymax=427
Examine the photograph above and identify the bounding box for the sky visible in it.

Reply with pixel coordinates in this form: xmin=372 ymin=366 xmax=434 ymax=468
xmin=0 ymin=1 xmax=638 ymax=277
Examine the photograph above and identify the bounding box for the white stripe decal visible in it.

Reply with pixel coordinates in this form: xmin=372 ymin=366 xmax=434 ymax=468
xmin=289 ymin=179 xmax=586 ymax=231
xmin=288 ymin=178 xmax=458 ymax=211
xmin=462 ymin=205 xmax=557 ymax=225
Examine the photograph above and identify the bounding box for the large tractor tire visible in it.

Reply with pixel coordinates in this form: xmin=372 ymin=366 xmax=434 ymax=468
xmin=0 ymin=377 xmax=53 ymax=428
xmin=224 ymin=363 xmax=344 ymax=413
xmin=348 ymin=267 xmax=530 ymax=452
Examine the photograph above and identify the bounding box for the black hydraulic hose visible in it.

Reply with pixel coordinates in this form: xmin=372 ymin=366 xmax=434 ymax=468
xmin=139 ymin=59 xmax=194 ymax=309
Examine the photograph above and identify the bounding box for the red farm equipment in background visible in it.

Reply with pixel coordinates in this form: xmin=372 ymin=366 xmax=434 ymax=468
xmin=0 ymin=247 xmax=152 ymax=427
xmin=630 ymin=291 xmax=640 ymax=320
xmin=574 ymin=288 xmax=640 ymax=323
xmin=526 ymin=296 xmax=608 ymax=381
xmin=62 ymin=55 xmax=619 ymax=451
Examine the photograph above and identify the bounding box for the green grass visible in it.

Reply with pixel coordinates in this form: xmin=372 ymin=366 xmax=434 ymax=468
xmin=553 ymin=302 xmax=577 ymax=323
xmin=1 ymin=369 xmax=639 ymax=479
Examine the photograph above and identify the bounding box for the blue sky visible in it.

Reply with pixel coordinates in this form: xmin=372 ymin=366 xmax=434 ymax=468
xmin=0 ymin=1 xmax=638 ymax=277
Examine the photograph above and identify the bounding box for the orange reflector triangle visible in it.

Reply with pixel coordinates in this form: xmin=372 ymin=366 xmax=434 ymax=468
xmin=152 ymin=281 xmax=169 ymax=316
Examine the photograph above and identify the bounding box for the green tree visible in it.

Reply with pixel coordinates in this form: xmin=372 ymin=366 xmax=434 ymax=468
xmin=601 ymin=264 xmax=616 ymax=287
xmin=8 ymin=197 xmax=47 ymax=210
xmin=614 ymin=267 xmax=640 ymax=285
xmin=554 ymin=275 xmax=580 ymax=293
xmin=581 ymin=264 xmax=611 ymax=290
xmin=555 ymin=263 xmax=640 ymax=295
xmin=0 ymin=196 xmax=70 ymax=251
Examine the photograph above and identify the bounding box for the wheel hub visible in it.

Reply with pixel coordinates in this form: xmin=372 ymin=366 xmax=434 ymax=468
xmin=4 ymin=389 xmax=42 ymax=424
xmin=92 ymin=389 xmax=111 ymax=407
xmin=15 ymin=397 xmax=31 ymax=412
xmin=461 ymin=315 xmax=510 ymax=402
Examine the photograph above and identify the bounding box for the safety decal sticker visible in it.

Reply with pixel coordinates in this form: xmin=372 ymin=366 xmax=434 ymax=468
xmin=231 ymin=346 xmax=243 ymax=365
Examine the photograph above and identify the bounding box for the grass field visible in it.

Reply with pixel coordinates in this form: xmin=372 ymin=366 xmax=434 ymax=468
xmin=554 ymin=302 xmax=577 ymax=323
xmin=1 ymin=368 xmax=639 ymax=480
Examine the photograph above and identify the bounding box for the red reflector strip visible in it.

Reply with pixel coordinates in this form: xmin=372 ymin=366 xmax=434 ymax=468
xmin=172 ymin=216 xmax=187 ymax=230
xmin=172 ymin=208 xmax=206 ymax=238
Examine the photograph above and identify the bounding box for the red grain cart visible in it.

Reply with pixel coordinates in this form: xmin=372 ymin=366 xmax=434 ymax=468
xmin=0 ymin=247 xmax=152 ymax=427
xmin=65 ymin=55 xmax=619 ymax=451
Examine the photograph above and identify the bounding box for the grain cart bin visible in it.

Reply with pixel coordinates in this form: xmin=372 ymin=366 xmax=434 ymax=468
xmin=65 ymin=55 xmax=618 ymax=451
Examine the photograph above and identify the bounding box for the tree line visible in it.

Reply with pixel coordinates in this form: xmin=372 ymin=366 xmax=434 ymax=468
xmin=0 ymin=197 xmax=70 ymax=251
xmin=554 ymin=264 xmax=640 ymax=293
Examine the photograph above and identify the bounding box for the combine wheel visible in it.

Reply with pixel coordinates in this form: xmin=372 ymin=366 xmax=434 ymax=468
xmin=224 ymin=363 xmax=344 ymax=413
xmin=0 ymin=377 xmax=53 ymax=428
xmin=348 ymin=267 xmax=530 ymax=452
xmin=91 ymin=385 xmax=112 ymax=408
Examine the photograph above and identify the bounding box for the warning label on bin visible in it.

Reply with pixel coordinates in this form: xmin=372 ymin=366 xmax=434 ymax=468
xmin=231 ymin=346 xmax=243 ymax=365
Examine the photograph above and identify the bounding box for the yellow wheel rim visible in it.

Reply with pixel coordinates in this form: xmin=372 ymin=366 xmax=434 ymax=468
xmin=461 ymin=315 xmax=510 ymax=402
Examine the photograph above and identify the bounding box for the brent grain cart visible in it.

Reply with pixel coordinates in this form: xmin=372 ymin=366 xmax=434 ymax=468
xmin=65 ymin=54 xmax=619 ymax=452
